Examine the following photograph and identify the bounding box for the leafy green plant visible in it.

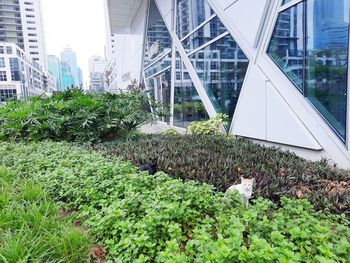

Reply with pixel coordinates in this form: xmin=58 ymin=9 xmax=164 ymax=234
xmin=188 ymin=113 xmax=228 ymax=135
xmin=0 ymin=89 xmax=153 ymax=142
xmin=161 ymin=128 xmax=181 ymax=135
xmin=0 ymin=142 xmax=349 ymax=262
xmin=95 ymin=135 xmax=350 ymax=215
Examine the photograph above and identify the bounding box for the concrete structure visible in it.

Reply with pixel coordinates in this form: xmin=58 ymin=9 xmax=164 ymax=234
xmin=0 ymin=43 xmax=55 ymax=101
xmin=88 ymin=55 xmax=107 ymax=93
xmin=105 ymin=0 xmax=350 ymax=168
xmin=0 ymin=0 xmax=47 ymax=69
xmin=60 ymin=46 xmax=79 ymax=87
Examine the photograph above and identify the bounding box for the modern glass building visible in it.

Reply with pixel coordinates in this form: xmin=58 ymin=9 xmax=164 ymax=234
xmin=105 ymin=0 xmax=350 ymax=168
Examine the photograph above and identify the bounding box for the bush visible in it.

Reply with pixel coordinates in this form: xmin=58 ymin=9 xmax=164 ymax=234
xmin=0 ymin=141 xmax=349 ymax=262
xmin=188 ymin=113 xmax=228 ymax=135
xmin=0 ymin=89 xmax=152 ymax=142
xmin=95 ymin=135 xmax=350 ymax=215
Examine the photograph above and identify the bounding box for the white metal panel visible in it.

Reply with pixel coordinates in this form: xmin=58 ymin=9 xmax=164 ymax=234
xmin=222 ymin=0 xmax=269 ymax=47
xmin=266 ymin=81 xmax=322 ymax=150
xmin=215 ymin=0 xmax=236 ymax=10
xmin=231 ymin=65 xmax=267 ymax=141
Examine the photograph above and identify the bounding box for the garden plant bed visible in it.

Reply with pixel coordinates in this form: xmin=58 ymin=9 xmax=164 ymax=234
xmin=0 ymin=141 xmax=349 ymax=262
xmin=95 ymin=135 xmax=350 ymax=215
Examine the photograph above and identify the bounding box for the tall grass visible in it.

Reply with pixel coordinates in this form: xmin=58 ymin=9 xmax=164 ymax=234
xmin=0 ymin=167 xmax=92 ymax=262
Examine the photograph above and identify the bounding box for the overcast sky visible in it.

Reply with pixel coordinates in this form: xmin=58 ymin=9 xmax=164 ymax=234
xmin=42 ymin=0 xmax=106 ymax=87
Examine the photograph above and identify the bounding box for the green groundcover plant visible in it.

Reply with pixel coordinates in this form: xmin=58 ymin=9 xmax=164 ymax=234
xmin=0 ymin=141 xmax=349 ymax=262
xmin=0 ymin=89 xmax=152 ymax=142
xmin=0 ymin=166 xmax=91 ymax=262
xmin=95 ymin=135 xmax=350 ymax=215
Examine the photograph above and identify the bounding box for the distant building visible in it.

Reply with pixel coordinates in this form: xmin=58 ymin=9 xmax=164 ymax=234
xmin=0 ymin=43 xmax=55 ymax=102
xmin=89 ymin=55 xmax=107 ymax=93
xmin=47 ymin=55 xmax=62 ymax=91
xmin=61 ymin=47 xmax=79 ymax=87
xmin=59 ymin=61 xmax=74 ymax=91
xmin=78 ymin=67 xmax=83 ymax=88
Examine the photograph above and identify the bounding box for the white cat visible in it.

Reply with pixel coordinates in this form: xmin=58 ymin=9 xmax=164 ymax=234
xmin=226 ymin=177 xmax=254 ymax=207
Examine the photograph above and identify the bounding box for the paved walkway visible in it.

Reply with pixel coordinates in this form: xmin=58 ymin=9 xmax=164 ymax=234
xmin=140 ymin=122 xmax=186 ymax=134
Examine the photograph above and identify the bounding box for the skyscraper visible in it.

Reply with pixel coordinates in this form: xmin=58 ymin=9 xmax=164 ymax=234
xmin=0 ymin=0 xmax=48 ymax=69
xmin=60 ymin=46 xmax=79 ymax=87
xmin=59 ymin=61 xmax=74 ymax=91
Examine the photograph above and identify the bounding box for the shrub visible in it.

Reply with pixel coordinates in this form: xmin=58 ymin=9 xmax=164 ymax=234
xmin=161 ymin=128 xmax=181 ymax=135
xmin=0 ymin=141 xmax=349 ymax=262
xmin=0 ymin=89 xmax=152 ymax=142
xmin=188 ymin=113 xmax=228 ymax=135
xmin=95 ymin=135 xmax=350 ymax=215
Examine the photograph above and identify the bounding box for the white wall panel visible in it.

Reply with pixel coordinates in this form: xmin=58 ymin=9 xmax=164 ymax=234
xmin=218 ymin=0 xmax=269 ymax=47
xmin=215 ymin=0 xmax=235 ymax=10
xmin=231 ymin=65 xmax=267 ymax=141
xmin=266 ymin=81 xmax=322 ymax=150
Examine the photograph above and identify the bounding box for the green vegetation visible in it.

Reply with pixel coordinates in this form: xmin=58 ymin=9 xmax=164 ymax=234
xmin=0 ymin=166 xmax=91 ymax=262
xmin=95 ymin=135 xmax=350 ymax=215
xmin=0 ymin=89 xmax=151 ymax=142
xmin=188 ymin=114 xmax=228 ymax=135
xmin=0 ymin=142 xmax=349 ymax=262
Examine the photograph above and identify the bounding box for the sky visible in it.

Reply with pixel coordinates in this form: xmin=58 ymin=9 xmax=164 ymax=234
xmin=41 ymin=0 xmax=107 ymax=87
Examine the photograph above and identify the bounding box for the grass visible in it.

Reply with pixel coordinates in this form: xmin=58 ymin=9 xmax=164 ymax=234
xmin=0 ymin=166 xmax=92 ymax=262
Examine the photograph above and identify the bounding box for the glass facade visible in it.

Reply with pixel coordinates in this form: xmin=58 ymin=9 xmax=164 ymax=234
xmin=182 ymin=16 xmax=227 ymax=53
xmin=189 ymin=34 xmax=249 ymax=122
xmin=176 ymin=0 xmax=214 ymax=39
xmin=268 ymin=0 xmax=350 ymax=141
xmin=10 ymin=58 xmax=21 ymax=81
xmin=174 ymin=52 xmax=209 ymax=128
xmin=268 ymin=3 xmax=304 ymax=91
xmin=144 ymin=0 xmax=172 ymax=67
xmin=144 ymin=52 xmax=172 ymax=78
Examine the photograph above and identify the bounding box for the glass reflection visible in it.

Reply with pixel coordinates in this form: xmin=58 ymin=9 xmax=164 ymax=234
xmin=174 ymin=52 xmax=209 ymax=128
xmin=189 ymin=35 xmax=249 ymax=122
xmin=305 ymin=0 xmax=349 ymax=140
xmin=268 ymin=3 xmax=305 ymax=91
xmin=144 ymin=52 xmax=172 ymax=78
xmin=144 ymin=0 xmax=172 ymax=67
xmin=176 ymin=0 xmax=214 ymax=40
xmin=182 ymin=16 xmax=227 ymax=53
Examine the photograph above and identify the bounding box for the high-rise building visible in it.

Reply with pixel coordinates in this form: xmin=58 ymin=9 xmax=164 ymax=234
xmin=60 ymin=46 xmax=79 ymax=87
xmin=47 ymin=55 xmax=61 ymax=91
xmin=89 ymin=55 xmax=107 ymax=93
xmin=0 ymin=0 xmax=47 ymax=69
xmin=105 ymin=0 xmax=350 ymax=168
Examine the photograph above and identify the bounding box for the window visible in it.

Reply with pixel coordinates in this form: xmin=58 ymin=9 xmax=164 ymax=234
xmin=28 ymin=33 xmax=37 ymax=36
xmin=10 ymin=58 xmax=20 ymax=81
xmin=143 ymin=0 xmax=172 ymax=67
xmin=173 ymin=52 xmax=209 ymax=128
xmin=27 ymin=27 xmax=36 ymax=30
xmin=27 ymin=21 xmax=35 ymax=24
xmin=268 ymin=0 xmax=350 ymax=141
xmin=29 ymin=39 xmax=37 ymax=42
xmin=26 ymin=14 xmax=35 ymax=18
xmin=6 ymin=46 xmax=12 ymax=54
xmin=25 ymin=8 xmax=34 ymax=11
xmin=189 ymin=34 xmax=249 ymax=122
xmin=268 ymin=3 xmax=304 ymax=91
xmin=0 ymin=71 xmax=7 ymax=81
xmin=181 ymin=16 xmax=227 ymax=53
xmin=0 ymin=58 xmax=5 ymax=68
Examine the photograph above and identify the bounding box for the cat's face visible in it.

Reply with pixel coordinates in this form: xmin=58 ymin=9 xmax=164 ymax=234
xmin=241 ymin=177 xmax=254 ymax=191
